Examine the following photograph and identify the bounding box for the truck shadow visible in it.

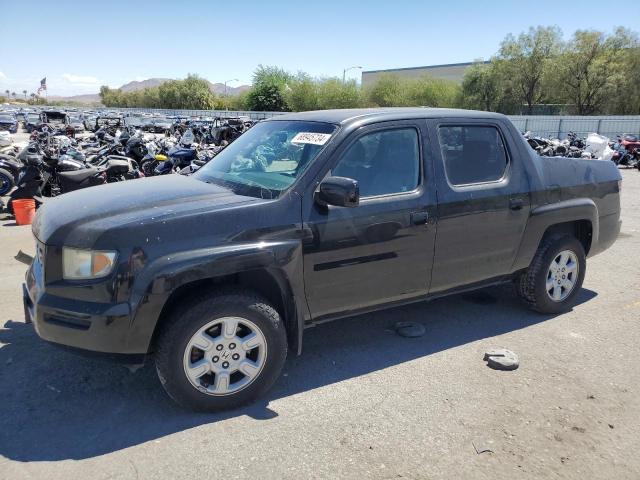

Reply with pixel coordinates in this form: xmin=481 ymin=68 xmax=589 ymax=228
xmin=0 ymin=285 xmax=596 ymax=462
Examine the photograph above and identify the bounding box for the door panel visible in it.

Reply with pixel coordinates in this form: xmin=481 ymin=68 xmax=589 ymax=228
xmin=428 ymin=120 xmax=531 ymax=293
xmin=302 ymin=121 xmax=437 ymax=320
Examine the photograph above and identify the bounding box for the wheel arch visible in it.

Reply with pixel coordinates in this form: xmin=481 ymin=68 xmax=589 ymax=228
xmin=512 ymin=198 xmax=598 ymax=272
xmin=149 ymin=268 xmax=300 ymax=354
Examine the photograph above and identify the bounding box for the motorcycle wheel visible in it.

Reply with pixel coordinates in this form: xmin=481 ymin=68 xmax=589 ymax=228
xmin=0 ymin=168 xmax=15 ymax=196
xmin=140 ymin=159 xmax=158 ymax=176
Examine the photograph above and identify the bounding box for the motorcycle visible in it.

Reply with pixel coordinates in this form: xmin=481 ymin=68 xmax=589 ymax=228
xmin=6 ymin=153 xmax=46 ymax=215
xmin=0 ymin=154 xmax=21 ymax=195
xmin=152 ymin=129 xmax=198 ymax=175
xmin=611 ymin=134 xmax=640 ymax=169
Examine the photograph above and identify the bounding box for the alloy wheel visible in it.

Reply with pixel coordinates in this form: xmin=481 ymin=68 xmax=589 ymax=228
xmin=182 ymin=316 xmax=267 ymax=396
xmin=546 ymin=250 xmax=579 ymax=302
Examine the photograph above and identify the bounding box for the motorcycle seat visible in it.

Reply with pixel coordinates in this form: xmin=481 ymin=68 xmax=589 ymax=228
xmin=58 ymin=167 xmax=101 ymax=183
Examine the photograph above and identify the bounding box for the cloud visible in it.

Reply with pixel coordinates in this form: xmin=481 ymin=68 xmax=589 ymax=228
xmin=0 ymin=71 xmax=6 ymax=79
xmin=62 ymin=73 xmax=99 ymax=84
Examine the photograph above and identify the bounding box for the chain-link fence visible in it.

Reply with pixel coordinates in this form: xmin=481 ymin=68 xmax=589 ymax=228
xmin=94 ymin=107 xmax=640 ymax=139
xmin=506 ymin=116 xmax=640 ymax=139
xmin=96 ymin=107 xmax=285 ymax=121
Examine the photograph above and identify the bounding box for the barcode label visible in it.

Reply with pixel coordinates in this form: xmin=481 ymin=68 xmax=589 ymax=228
xmin=291 ymin=132 xmax=332 ymax=145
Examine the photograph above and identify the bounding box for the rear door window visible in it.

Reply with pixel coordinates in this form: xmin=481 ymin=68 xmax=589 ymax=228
xmin=437 ymin=125 xmax=508 ymax=186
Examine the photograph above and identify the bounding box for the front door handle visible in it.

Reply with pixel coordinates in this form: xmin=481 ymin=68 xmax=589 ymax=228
xmin=410 ymin=211 xmax=429 ymax=225
xmin=509 ymin=198 xmax=525 ymax=211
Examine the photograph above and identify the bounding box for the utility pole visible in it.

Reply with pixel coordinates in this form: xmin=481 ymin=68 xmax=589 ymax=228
xmin=224 ymin=78 xmax=239 ymax=96
xmin=342 ymin=66 xmax=362 ymax=83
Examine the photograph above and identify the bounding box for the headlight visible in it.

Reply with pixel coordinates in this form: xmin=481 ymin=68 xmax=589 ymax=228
xmin=62 ymin=247 xmax=117 ymax=280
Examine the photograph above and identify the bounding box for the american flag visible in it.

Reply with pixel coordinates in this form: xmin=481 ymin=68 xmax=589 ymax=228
xmin=37 ymin=77 xmax=46 ymax=95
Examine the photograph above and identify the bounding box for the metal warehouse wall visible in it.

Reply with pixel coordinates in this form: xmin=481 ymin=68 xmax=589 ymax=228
xmin=361 ymin=62 xmax=488 ymax=86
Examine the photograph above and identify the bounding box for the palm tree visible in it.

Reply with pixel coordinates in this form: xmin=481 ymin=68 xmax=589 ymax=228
xmin=22 ymin=90 xmax=27 ymax=100
xmin=4 ymin=89 xmax=8 ymax=98
xmin=11 ymin=91 xmax=16 ymax=99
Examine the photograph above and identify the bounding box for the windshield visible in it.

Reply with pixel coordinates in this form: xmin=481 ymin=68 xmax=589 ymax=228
xmin=195 ymin=120 xmax=337 ymax=198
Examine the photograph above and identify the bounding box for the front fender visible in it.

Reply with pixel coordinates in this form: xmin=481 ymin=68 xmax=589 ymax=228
xmin=125 ymin=240 xmax=309 ymax=354
xmin=512 ymin=198 xmax=598 ymax=272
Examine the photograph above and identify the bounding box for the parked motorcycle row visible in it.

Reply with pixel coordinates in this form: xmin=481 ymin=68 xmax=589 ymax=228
xmin=524 ymin=131 xmax=640 ymax=169
xmin=0 ymin=108 xmax=256 ymax=215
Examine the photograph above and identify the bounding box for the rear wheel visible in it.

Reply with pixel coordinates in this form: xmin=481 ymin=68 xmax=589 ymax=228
xmin=517 ymin=235 xmax=586 ymax=314
xmin=155 ymin=289 xmax=288 ymax=411
xmin=0 ymin=168 xmax=15 ymax=196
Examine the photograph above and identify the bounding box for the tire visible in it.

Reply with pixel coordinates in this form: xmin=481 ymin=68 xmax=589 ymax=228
xmin=140 ymin=159 xmax=158 ymax=176
xmin=0 ymin=168 xmax=15 ymax=196
xmin=516 ymin=234 xmax=586 ymax=314
xmin=155 ymin=289 xmax=288 ymax=411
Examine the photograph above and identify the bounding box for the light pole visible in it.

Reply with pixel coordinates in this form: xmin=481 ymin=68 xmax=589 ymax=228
xmin=224 ymin=78 xmax=239 ymax=96
xmin=342 ymin=66 xmax=362 ymax=83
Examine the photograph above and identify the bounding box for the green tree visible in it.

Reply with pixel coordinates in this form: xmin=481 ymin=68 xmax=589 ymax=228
xmin=316 ymin=78 xmax=362 ymax=109
xmin=461 ymin=63 xmax=500 ymax=110
xmin=497 ymin=26 xmax=563 ymax=113
xmin=407 ymin=75 xmax=460 ymax=107
xmin=556 ymin=30 xmax=625 ymax=114
xmin=599 ymin=27 xmax=640 ymax=114
xmin=246 ymin=65 xmax=292 ymax=111
xmin=364 ymin=74 xmax=406 ymax=106
xmin=158 ymin=75 xmax=217 ymax=110
xmin=99 ymin=75 xmax=218 ymax=109
xmin=286 ymin=73 xmax=319 ymax=111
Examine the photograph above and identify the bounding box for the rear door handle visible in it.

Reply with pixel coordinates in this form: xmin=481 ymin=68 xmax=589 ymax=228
xmin=410 ymin=211 xmax=429 ymax=225
xmin=509 ymin=198 xmax=525 ymax=211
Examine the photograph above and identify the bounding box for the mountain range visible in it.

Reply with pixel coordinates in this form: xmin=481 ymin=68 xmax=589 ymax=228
xmin=49 ymin=78 xmax=251 ymax=105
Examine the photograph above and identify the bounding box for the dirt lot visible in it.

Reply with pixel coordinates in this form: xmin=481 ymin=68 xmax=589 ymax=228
xmin=0 ymin=169 xmax=639 ymax=480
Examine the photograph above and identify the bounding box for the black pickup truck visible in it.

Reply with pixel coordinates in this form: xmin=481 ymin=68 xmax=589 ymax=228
xmin=24 ymin=108 xmax=621 ymax=411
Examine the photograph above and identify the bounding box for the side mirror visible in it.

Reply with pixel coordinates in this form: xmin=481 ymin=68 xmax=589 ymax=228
xmin=316 ymin=176 xmax=359 ymax=208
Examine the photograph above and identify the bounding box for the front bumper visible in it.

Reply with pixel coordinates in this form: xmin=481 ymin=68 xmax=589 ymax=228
xmin=24 ymin=258 xmax=144 ymax=357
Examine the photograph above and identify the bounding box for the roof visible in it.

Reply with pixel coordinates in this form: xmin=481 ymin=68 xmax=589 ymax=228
xmin=269 ymin=108 xmax=507 ymax=125
xmin=362 ymin=61 xmax=491 ymax=74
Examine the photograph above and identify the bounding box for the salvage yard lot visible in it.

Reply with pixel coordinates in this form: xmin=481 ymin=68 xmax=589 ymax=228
xmin=0 ymin=170 xmax=639 ymax=480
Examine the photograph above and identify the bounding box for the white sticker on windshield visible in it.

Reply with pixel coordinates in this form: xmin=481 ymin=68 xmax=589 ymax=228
xmin=291 ymin=132 xmax=332 ymax=145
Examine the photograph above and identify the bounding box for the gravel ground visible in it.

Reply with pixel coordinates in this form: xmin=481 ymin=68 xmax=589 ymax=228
xmin=0 ymin=168 xmax=638 ymax=480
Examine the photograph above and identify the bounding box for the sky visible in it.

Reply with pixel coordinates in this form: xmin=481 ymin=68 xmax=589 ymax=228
xmin=1 ymin=0 xmax=639 ymax=97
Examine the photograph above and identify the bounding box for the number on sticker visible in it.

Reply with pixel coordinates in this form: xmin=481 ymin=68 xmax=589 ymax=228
xmin=291 ymin=132 xmax=332 ymax=145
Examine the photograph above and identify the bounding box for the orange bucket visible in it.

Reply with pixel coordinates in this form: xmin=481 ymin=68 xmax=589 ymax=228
xmin=13 ymin=199 xmax=36 ymax=226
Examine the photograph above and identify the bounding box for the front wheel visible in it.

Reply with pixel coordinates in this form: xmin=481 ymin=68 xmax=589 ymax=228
xmin=155 ymin=289 xmax=288 ymax=411
xmin=517 ymin=235 xmax=586 ymax=314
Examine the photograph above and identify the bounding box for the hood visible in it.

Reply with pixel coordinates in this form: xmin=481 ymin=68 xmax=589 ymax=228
xmin=32 ymin=175 xmax=262 ymax=247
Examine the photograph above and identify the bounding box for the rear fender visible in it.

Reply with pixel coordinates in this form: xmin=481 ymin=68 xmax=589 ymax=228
xmin=512 ymin=198 xmax=598 ymax=272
